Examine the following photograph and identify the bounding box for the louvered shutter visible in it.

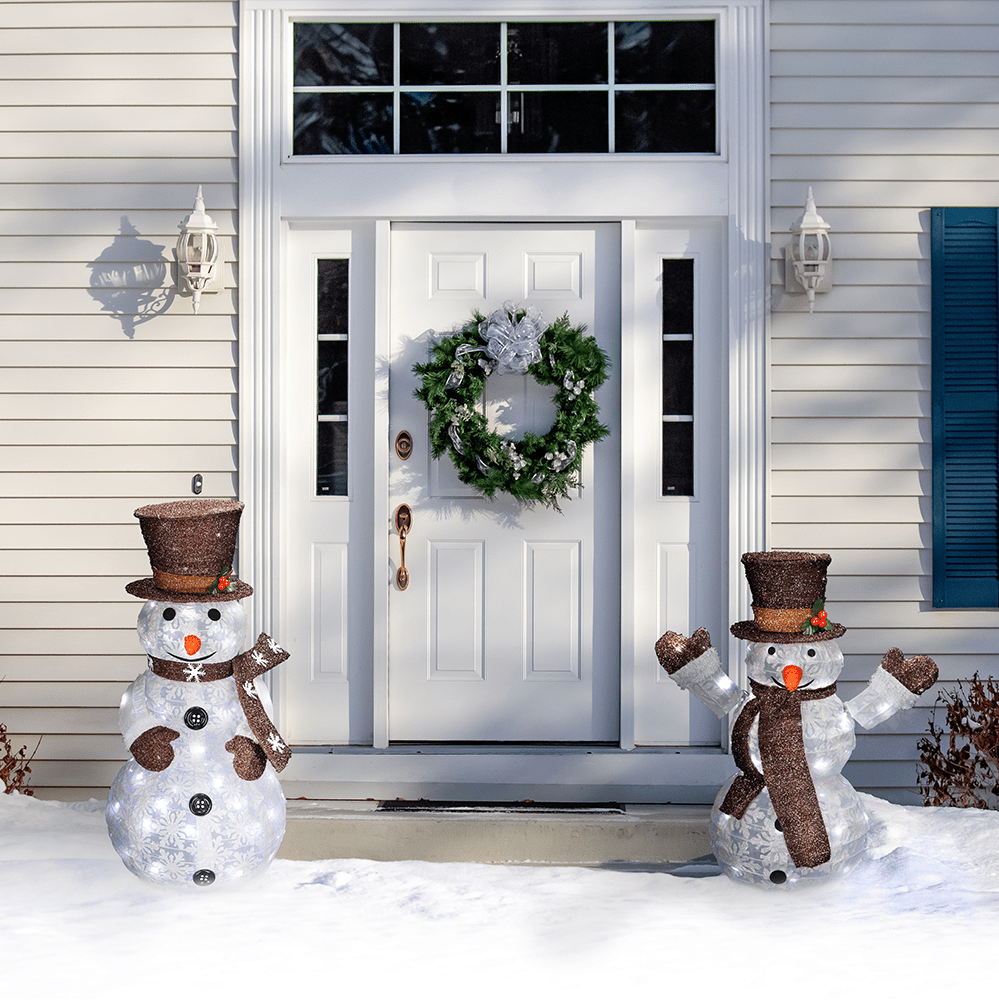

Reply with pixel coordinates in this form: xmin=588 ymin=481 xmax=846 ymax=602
xmin=932 ymin=207 xmax=999 ymax=607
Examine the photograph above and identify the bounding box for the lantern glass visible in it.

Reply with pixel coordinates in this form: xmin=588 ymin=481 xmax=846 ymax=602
xmin=178 ymin=231 xmax=219 ymax=286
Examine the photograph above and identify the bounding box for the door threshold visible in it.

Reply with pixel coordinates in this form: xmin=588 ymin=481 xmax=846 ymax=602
xmin=292 ymin=744 xmax=725 ymax=755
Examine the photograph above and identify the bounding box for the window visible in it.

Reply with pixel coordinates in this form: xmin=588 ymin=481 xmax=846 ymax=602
xmin=931 ymin=207 xmax=999 ymax=607
xmin=316 ymin=258 xmax=349 ymax=496
xmin=293 ymin=20 xmax=716 ymax=155
xmin=662 ymin=257 xmax=695 ymax=496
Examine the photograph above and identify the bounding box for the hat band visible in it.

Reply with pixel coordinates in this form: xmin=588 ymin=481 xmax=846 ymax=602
xmin=153 ymin=568 xmax=218 ymax=595
xmin=752 ymin=606 xmax=813 ymax=632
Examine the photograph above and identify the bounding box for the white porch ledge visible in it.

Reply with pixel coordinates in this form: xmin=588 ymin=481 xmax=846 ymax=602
xmin=280 ymin=745 xmax=734 ymax=805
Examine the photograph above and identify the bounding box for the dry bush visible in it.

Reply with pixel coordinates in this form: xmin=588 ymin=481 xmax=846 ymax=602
xmin=917 ymin=673 xmax=999 ymax=809
xmin=0 ymin=722 xmax=39 ymax=796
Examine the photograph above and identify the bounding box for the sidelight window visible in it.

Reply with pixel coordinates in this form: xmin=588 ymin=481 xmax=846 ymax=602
xmin=661 ymin=258 xmax=695 ymax=496
xmin=316 ymin=258 xmax=349 ymax=496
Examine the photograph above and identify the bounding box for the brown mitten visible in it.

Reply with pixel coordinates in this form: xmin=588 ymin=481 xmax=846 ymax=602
xmin=881 ymin=647 xmax=938 ymax=695
xmin=130 ymin=726 xmax=180 ymax=772
xmin=226 ymin=735 xmax=268 ymax=781
xmin=655 ymin=627 xmax=712 ymax=675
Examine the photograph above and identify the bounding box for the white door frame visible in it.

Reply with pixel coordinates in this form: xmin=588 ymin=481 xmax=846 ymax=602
xmin=239 ymin=0 xmax=768 ymax=801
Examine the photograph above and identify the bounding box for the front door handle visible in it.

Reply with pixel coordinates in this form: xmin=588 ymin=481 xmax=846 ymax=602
xmin=395 ymin=504 xmax=412 ymax=590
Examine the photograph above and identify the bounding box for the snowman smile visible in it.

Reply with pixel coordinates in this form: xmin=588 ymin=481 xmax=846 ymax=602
xmin=168 ymin=650 xmax=218 ymax=662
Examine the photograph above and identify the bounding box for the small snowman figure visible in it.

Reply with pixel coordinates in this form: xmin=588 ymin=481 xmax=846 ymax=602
xmin=107 ymin=499 xmax=290 ymax=888
xmin=656 ymin=551 xmax=937 ymax=888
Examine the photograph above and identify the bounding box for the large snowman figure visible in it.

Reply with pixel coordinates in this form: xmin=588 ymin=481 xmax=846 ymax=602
xmin=656 ymin=551 xmax=937 ymax=888
xmin=107 ymin=499 xmax=290 ymax=888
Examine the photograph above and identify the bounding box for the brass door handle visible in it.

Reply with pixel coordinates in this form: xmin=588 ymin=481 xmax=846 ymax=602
xmin=395 ymin=504 xmax=412 ymax=590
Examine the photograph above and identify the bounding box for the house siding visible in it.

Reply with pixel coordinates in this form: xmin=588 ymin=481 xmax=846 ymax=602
xmin=770 ymin=0 xmax=999 ymax=802
xmin=4 ymin=0 xmax=997 ymax=806
xmin=0 ymin=0 xmax=238 ymax=798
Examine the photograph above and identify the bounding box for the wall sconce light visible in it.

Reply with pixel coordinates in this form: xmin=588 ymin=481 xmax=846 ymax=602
xmin=785 ymin=187 xmax=833 ymax=313
xmin=176 ymin=186 xmax=223 ymax=313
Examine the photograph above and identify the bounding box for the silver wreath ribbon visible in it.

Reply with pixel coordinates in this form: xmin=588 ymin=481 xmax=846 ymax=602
xmin=445 ymin=303 xmax=544 ymax=386
xmin=455 ymin=302 xmax=545 ymax=375
xmin=477 ymin=302 xmax=544 ymax=375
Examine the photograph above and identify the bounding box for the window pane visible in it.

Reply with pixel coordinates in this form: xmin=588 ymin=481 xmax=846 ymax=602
xmin=317 ymin=341 xmax=348 ymax=416
xmin=615 ymin=21 xmax=715 ymax=85
xmin=400 ymin=23 xmax=500 ymax=85
xmin=317 ymin=421 xmax=348 ymax=496
xmin=663 ymin=422 xmax=694 ymax=497
xmin=662 ymin=341 xmax=694 ymax=415
xmin=615 ymin=91 xmax=715 ymax=153
xmin=294 ymin=23 xmax=394 ymax=86
xmin=294 ymin=93 xmax=393 ymax=155
xmin=507 ymin=22 xmax=608 ymax=85
xmin=508 ymin=92 xmax=608 ymax=153
xmin=400 ymin=92 xmax=500 ymax=154
xmin=662 ymin=258 xmax=694 ymax=337
xmin=317 ymin=259 xmax=349 ymax=336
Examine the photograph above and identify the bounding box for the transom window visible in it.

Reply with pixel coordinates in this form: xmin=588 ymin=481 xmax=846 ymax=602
xmin=293 ymin=20 xmax=716 ymax=155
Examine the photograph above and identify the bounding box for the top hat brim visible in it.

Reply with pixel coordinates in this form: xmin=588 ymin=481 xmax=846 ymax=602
xmin=730 ymin=620 xmax=846 ymax=644
xmin=125 ymin=578 xmax=252 ymax=603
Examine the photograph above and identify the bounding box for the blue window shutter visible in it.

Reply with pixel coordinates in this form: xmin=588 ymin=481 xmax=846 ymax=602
xmin=932 ymin=207 xmax=999 ymax=607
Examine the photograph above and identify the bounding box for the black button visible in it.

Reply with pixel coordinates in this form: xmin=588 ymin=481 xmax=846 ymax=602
xmin=189 ymin=793 xmax=213 ymax=817
xmin=774 ymin=818 xmax=783 ymax=832
xmin=192 ymin=869 xmax=216 ymax=886
xmin=769 ymin=870 xmax=787 ymax=885
xmin=184 ymin=706 xmax=209 ymax=730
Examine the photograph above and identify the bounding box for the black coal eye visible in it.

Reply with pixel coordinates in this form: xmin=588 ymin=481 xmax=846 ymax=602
xmin=208 ymin=609 xmax=222 ymax=621
xmin=767 ymin=646 xmax=776 ymax=656
xmin=807 ymin=648 xmax=817 ymax=657
xmin=162 ymin=608 xmax=176 ymax=622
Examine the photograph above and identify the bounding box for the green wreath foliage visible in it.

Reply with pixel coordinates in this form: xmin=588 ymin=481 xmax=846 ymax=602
xmin=413 ymin=306 xmax=610 ymax=510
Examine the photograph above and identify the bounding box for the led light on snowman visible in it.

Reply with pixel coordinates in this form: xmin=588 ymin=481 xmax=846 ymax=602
xmin=106 ymin=499 xmax=290 ymax=888
xmin=656 ymin=551 xmax=937 ymax=888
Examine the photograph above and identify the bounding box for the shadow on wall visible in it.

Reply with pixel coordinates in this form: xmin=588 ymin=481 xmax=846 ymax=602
xmin=87 ymin=216 xmax=176 ymax=338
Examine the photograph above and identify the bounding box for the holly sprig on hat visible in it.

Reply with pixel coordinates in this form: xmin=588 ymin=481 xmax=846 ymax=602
xmin=209 ymin=566 xmax=237 ymax=595
xmin=802 ymin=599 xmax=829 ymax=636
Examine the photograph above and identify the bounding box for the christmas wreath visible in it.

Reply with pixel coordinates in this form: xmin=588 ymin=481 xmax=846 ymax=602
xmin=414 ymin=303 xmax=610 ymax=510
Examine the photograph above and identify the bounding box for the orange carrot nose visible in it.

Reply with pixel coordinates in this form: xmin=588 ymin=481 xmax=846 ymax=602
xmin=782 ymin=664 xmax=803 ymax=691
xmin=184 ymin=634 xmax=202 ymax=656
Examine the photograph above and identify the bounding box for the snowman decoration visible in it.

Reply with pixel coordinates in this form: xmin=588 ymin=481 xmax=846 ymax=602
xmin=656 ymin=551 xmax=937 ymax=888
xmin=107 ymin=499 xmax=290 ymax=888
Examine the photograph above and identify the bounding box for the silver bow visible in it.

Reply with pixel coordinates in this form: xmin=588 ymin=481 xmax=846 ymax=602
xmin=478 ymin=302 xmax=543 ymax=375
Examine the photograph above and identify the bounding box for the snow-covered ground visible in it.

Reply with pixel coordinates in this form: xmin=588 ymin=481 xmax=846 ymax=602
xmin=2 ymin=791 xmax=997 ymax=1000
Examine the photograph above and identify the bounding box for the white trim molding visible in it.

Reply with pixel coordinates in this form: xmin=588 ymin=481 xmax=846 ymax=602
xmin=240 ymin=0 xmax=767 ymax=802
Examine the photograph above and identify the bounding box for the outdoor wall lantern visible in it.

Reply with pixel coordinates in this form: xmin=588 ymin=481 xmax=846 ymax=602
xmin=176 ymin=186 xmax=223 ymax=313
xmin=785 ymin=187 xmax=833 ymax=313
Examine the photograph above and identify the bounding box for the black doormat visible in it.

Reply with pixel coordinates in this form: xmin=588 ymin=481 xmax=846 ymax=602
xmin=378 ymin=800 xmax=625 ymax=814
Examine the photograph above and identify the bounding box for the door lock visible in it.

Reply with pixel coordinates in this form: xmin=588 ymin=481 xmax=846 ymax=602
xmin=394 ymin=504 xmax=413 ymax=590
xmin=395 ymin=430 xmax=413 ymax=460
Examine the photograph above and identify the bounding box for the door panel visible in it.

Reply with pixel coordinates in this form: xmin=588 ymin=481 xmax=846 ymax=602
xmin=388 ymin=223 xmax=621 ymax=742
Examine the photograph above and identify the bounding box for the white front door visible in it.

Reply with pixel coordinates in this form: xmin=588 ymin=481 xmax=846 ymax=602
xmin=387 ymin=223 xmax=621 ymax=741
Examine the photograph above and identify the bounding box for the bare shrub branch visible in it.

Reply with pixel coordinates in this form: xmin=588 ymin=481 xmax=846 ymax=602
xmin=918 ymin=673 xmax=999 ymax=810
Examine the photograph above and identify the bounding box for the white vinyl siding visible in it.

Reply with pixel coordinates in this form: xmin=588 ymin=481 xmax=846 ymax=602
xmin=0 ymin=0 xmax=238 ymax=799
xmin=770 ymin=0 xmax=999 ymax=802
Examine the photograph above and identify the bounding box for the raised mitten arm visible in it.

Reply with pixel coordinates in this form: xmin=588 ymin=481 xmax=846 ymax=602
xmin=655 ymin=628 xmax=745 ymax=718
xmin=846 ymin=647 xmax=939 ymax=730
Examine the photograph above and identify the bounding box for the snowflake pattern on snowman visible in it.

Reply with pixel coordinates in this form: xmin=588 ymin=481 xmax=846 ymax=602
xmin=656 ymin=551 xmax=938 ymax=889
xmin=106 ymin=499 xmax=291 ymax=889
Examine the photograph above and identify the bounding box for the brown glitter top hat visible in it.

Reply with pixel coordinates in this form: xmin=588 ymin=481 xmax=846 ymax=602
xmin=125 ymin=499 xmax=253 ymax=603
xmin=729 ymin=551 xmax=845 ymax=644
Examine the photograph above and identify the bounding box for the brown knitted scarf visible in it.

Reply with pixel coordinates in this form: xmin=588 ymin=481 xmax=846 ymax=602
xmin=720 ymin=678 xmax=837 ymax=870
xmin=147 ymin=632 xmax=291 ymax=772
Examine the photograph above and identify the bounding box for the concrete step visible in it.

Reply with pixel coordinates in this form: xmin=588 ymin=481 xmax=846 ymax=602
xmin=278 ymin=801 xmax=713 ymax=866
